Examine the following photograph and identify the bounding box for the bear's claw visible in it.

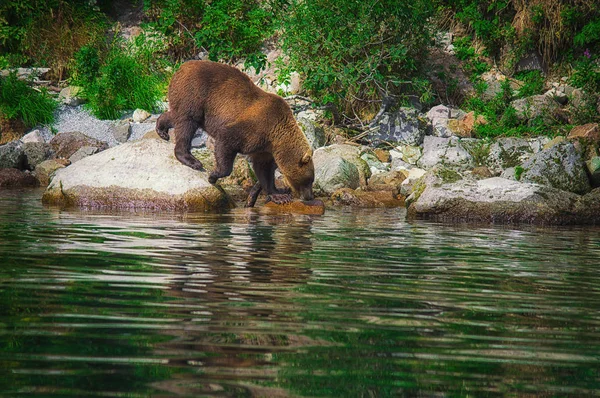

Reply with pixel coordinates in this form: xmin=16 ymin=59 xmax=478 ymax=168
xmin=266 ymin=193 xmax=293 ymax=205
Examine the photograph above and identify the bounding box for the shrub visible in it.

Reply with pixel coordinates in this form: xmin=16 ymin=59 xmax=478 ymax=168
xmin=0 ymin=72 xmax=57 ymax=127
xmin=280 ymin=0 xmax=436 ymax=120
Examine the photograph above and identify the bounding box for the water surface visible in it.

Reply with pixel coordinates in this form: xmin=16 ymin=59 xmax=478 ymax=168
xmin=1 ymin=189 xmax=599 ymax=396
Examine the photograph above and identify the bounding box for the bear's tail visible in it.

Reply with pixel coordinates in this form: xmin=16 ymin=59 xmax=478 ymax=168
xmin=156 ymin=111 xmax=172 ymax=141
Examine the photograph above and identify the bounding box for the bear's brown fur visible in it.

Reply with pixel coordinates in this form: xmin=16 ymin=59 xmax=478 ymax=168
xmin=157 ymin=60 xmax=314 ymax=205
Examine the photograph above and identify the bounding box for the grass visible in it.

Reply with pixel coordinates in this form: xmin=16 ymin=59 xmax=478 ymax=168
xmin=0 ymin=72 xmax=57 ymax=127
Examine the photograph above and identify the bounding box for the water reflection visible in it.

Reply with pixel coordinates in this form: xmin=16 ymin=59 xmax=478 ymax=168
xmin=0 ymin=189 xmax=599 ymax=396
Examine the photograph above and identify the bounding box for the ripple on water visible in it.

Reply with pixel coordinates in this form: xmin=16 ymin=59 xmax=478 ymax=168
xmin=1 ymin=189 xmax=600 ymax=396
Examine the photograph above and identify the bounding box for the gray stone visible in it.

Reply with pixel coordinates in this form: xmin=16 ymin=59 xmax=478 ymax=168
xmin=390 ymin=157 xmax=413 ymax=172
xmin=69 ymin=146 xmax=99 ymax=163
xmin=133 ymin=109 xmax=151 ymax=123
xmin=519 ymin=141 xmax=591 ymax=194
xmin=297 ymin=116 xmax=326 ymax=149
xmin=313 ymin=156 xmax=360 ymax=196
xmin=390 ymin=144 xmax=422 ymax=165
xmin=510 ymin=95 xmax=559 ymax=122
xmin=515 ymin=51 xmax=544 ymax=73
xmin=486 ymin=137 xmax=549 ymax=173
xmin=58 ymin=86 xmax=84 ymax=106
xmin=418 ymin=136 xmax=474 ymax=170
xmin=407 ymin=176 xmax=594 ymax=224
xmin=372 ymin=108 xmax=426 ymax=146
xmin=361 ymin=152 xmax=388 ymax=174
xmin=0 ymin=141 xmax=26 ymax=169
xmin=50 ymin=131 xmax=108 ymax=159
xmin=21 ymin=130 xmax=45 ymax=144
xmin=35 ymin=159 xmax=69 ymax=186
xmin=426 ymin=105 xmax=452 ymax=137
xmin=23 ymin=142 xmax=54 ymax=170
xmin=191 ymin=130 xmax=208 ymax=148
xmin=112 ymin=121 xmax=131 ymax=143
xmin=500 ymin=167 xmax=517 ymax=181
xmin=129 ymin=122 xmax=158 ymax=141
xmin=42 ymin=139 xmax=233 ymax=211
xmin=313 ymin=144 xmax=371 ymax=186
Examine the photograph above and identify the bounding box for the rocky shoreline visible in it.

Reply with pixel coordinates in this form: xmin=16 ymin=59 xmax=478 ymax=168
xmin=1 ymin=83 xmax=599 ymax=224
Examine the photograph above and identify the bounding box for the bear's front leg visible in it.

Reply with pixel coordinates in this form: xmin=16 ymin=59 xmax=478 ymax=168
xmin=208 ymin=142 xmax=237 ymax=184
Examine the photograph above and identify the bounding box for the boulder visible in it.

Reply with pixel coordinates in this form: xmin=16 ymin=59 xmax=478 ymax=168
xmin=42 ymin=139 xmax=233 ymax=211
xmin=367 ymin=170 xmax=407 ymax=193
xmin=112 ymin=120 xmax=132 ymax=143
xmin=510 ymin=95 xmax=559 ymax=122
xmin=0 ymin=168 xmax=39 ymax=188
xmin=391 ymin=144 xmax=422 ymax=165
xmin=486 ymin=137 xmax=549 ymax=173
xmin=35 ymin=159 xmax=69 ymax=186
xmin=314 ymin=144 xmax=371 ymax=186
xmin=426 ymin=105 xmax=452 ymax=137
xmin=407 ymin=176 xmax=596 ymax=225
xmin=22 ymin=142 xmax=54 ymax=170
xmin=191 ymin=148 xmax=256 ymax=201
xmin=313 ymin=156 xmax=360 ymax=196
xmin=371 ymin=108 xmax=426 ymax=146
xmin=50 ymin=131 xmax=108 ymax=159
xmin=567 ymin=123 xmax=599 ymax=144
xmin=0 ymin=141 xmax=26 ymax=169
xmin=297 ymin=116 xmax=326 ymax=149
xmin=69 ymin=146 xmax=99 ymax=163
xmin=417 ymin=136 xmax=474 ymax=170
xmin=519 ymin=141 xmax=591 ymax=194
xmin=20 ymin=130 xmax=45 ymax=144
xmin=330 ymin=188 xmax=404 ymax=208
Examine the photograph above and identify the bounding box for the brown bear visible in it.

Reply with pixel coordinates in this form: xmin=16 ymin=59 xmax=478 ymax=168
xmin=156 ymin=60 xmax=314 ymax=206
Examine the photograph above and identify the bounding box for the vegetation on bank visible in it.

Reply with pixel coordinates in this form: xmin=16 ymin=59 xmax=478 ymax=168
xmin=0 ymin=0 xmax=599 ymax=140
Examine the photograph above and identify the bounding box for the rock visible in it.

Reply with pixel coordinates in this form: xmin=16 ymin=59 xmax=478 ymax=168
xmin=131 ymin=122 xmax=161 ymax=141
xmin=390 ymin=144 xmax=422 ymax=166
xmin=330 ymin=188 xmax=404 ymax=208
xmin=191 ymin=130 xmax=208 ymax=148
xmin=390 ymin=157 xmax=413 ymax=172
xmin=418 ymin=136 xmax=474 ymax=170
xmin=519 ymin=141 xmax=591 ymax=194
xmin=510 ymin=95 xmax=559 ymax=122
xmin=22 ymin=142 xmax=54 ymax=170
xmin=586 ymin=157 xmax=600 ymax=187
xmin=58 ymin=86 xmax=84 ymax=106
xmin=0 ymin=141 xmax=26 ymax=169
xmin=480 ymin=70 xmax=520 ymax=101
xmin=500 ymin=167 xmax=517 ymax=180
xmin=297 ymin=116 xmax=326 ymax=149
xmin=367 ymin=170 xmax=407 ymax=192
xmin=263 ymin=199 xmax=325 ymax=215
xmin=373 ymin=149 xmax=390 ymax=163
xmin=191 ymin=148 xmax=256 ymax=201
xmin=112 ymin=120 xmax=132 ymax=143
xmin=50 ymin=131 xmax=108 ymax=159
xmin=313 ymin=156 xmax=360 ymax=196
xmin=406 ymin=176 xmax=594 ymax=224
xmin=313 ymin=144 xmax=371 ymax=187
xmin=0 ymin=115 xmax=26 ymax=145
xmin=471 ymin=166 xmax=493 ymax=179
xmin=34 ymin=159 xmax=69 ymax=186
xmin=360 ymin=152 xmax=388 ymax=174
xmin=133 ymin=109 xmax=151 ymax=123
xmin=42 ymin=140 xmax=233 ymax=211
xmin=447 ymin=118 xmax=472 ymax=138
xmin=69 ymin=146 xmax=99 ymax=163
xmin=0 ymin=168 xmax=39 ymax=188
xmin=567 ymin=123 xmax=600 ymax=144
xmin=21 ymin=130 xmax=45 ymax=144
xmin=399 ymin=167 xmax=427 ymax=196
xmin=372 ymin=108 xmax=426 ymax=145
xmin=426 ymin=104 xmax=452 ymax=137
xmin=544 ymin=84 xmax=575 ymax=105
xmin=486 ymin=137 xmax=548 ymax=174
xmin=514 ymin=51 xmax=544 ymax=73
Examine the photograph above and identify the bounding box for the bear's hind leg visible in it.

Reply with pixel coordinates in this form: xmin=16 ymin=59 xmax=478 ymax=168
xmin=208 ymin=140 xmax=237 ymax=184
xmin=251 ymin=155 xmax=293 ymax=205
xmin=174 ymin=119 xmax=204 ymax=171
xmin=156 ymin=111 xmax=173 ymax=141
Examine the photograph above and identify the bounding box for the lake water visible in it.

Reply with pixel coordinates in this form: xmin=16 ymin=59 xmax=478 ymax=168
xmin=1 ymin=189 xmax=599 ymax=397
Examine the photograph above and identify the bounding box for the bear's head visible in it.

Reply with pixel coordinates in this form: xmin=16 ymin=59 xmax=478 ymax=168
xmin=282 ymin=148 xmax=314 ymax=201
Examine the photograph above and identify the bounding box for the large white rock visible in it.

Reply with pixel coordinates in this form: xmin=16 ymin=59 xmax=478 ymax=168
xmin=42 ymin=139 xmax=233 ymax=211
xmin=418 ymin=136 xmax=474 ymax=170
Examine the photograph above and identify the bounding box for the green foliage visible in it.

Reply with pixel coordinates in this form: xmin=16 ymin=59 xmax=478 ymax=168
xmin=279 ymin=0 xmax=436 ymax=118
xmin=72 ymin=37 xmax=165 ymax=120
xmin=453 ymin=36 xmax=490 ymax=78
xmin=514 ymin=165 xmax=524 ymax=180
xmin=0 ymin=72 xmax=57 ymax=127
xmin=514 ymin=70 xmax=544 ymax=98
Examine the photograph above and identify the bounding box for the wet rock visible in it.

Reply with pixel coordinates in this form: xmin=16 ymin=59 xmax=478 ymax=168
xmin=314 ymin=144 xmax=371 ymax=187
xmin=297 ymin=116 xmax=326 ymax=149
xmin=58 ymin=86 xmax=84 ymax=106
xmin=567 ymin=123 xmax=599 ymax=144
xmin=191 ymin=148 xmax=256 ymax=201
xmin=69 ymin=146 xmax=99 ymax=163
xmin=263 ymin=199 xmax=325 ymax=215
xmin=50 ymin=131 xmax=108 ymax=159
xmin=0 ymin=141 xmax=26 ymax=169
xmin=34 ymin=159 xmax=69 ymax=186
xmin=418 ymin=136 xmax=474 ymax=170
xmin=0 ymin=168 xmax=39 ymax=188
xmin=42 ymin=139 xmax=233 ymax=211
xmin=371 ymin=108 xmax=426 ymax=146
xmin=23 ymin=142 xmax=54 ymax=170
xmin=519 ymin=141 xmax=591 ymax=195
xmin=133 ymin=109 xmax=151 ymax=123
xmin=407 ymin=176 xmax=593 ymax=224
xmin=330 ymin=188 xmax=404 ymax=208
xmin=112 ymin=120 xmax=132 ymax=143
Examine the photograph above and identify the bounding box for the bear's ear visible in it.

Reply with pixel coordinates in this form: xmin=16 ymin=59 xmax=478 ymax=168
xmin=301 ymin=149 xmax=313 ymax=164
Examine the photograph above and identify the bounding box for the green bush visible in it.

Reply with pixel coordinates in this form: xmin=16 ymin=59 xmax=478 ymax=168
xmin=0 ymin=72 xmax=57 ymax=127
xmin=513 ymin=70 xmax=545 ymax=98
xmin=72 ymin=38 xmax=165 ymax=120
xmin=280 ymin=0 xmax=436 ymax=119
